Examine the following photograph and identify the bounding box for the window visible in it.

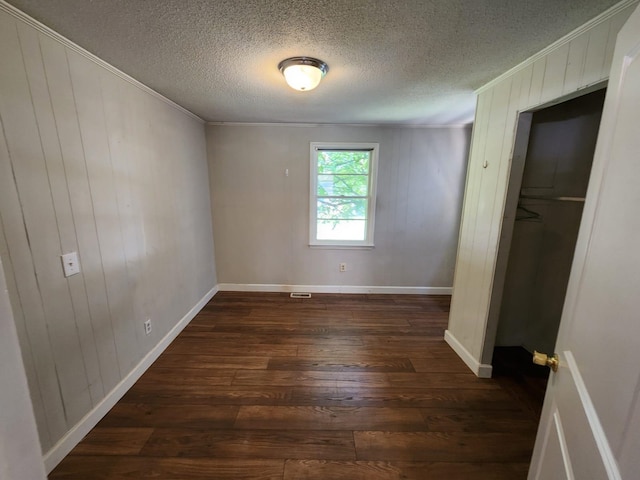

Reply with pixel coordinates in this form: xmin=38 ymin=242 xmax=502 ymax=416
xmin=310 ymin=142 xmax=379 ymax=246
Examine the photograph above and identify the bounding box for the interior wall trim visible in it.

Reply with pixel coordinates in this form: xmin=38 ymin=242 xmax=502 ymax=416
xmin=217 ymin=283 xmax=452 ymax=295
xmin=444 ymin=329 xmax=493 ymax=378
xmin=477 ymin=0 xmax=640 ymax=94
xmin=42 ymin=286 xmax=218 ymax=473
xmin=0 ymin=0 xmax=203 ymax=124
xmin=207 ymin=122 xmax=472 ymax=129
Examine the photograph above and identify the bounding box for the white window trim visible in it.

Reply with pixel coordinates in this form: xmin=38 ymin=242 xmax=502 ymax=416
xmin=309 ymin=142 xmax=379 ymax=247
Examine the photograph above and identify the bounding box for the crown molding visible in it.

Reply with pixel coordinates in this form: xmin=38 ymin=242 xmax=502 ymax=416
xmin=477 ymin=0 xmax=640 ymax=94
xmin=0 ymin=0 xmax=204 ymax=124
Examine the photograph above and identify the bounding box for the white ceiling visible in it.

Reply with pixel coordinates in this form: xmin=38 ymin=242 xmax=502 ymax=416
xmin=6 ymin=0 xmax=621 ymax=125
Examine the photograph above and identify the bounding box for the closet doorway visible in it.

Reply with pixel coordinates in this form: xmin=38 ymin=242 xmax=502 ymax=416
xmin=490 ymin=88 xmax=607 ymax=407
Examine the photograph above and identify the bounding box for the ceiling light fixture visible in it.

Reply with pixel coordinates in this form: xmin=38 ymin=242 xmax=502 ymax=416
xmin=278 ymin=56 xmax=329 ymax=91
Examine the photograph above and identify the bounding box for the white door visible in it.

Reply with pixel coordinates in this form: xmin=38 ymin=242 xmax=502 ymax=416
xmin=528 ymin=5 xmax=640 ymax=479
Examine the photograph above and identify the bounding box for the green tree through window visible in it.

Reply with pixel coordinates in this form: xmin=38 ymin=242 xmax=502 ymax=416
xmin=310 ymin=143 xmax=379 ymax=246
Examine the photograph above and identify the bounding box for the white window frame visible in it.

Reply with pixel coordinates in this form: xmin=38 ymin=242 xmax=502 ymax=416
xmin=309 ymin=142 xmax=379 ymax=247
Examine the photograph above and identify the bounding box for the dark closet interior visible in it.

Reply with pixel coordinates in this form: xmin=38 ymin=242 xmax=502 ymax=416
xmin=492 ymin=88 xmax=607 ymax=406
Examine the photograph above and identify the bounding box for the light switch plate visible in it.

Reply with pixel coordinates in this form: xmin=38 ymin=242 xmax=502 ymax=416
xmin=61 ymin=252 xmax=80 ymax=277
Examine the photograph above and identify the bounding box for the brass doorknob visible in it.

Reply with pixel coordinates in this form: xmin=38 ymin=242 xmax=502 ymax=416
xmin=533 ymin=351 xmax=559 ymax=372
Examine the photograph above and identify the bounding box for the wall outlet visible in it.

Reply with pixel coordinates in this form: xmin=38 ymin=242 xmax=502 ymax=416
xmin=60 ymin=252 xmax=80 ymax=277
xmin=143 ymin=319 xmax=152 ymax=335
xmin=339 ymin=262 xmax=347 ymax=272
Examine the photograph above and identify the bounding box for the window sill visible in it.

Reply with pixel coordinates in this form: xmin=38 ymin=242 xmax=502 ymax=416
xmin=309 ymin=244 xmax=375 ymax=250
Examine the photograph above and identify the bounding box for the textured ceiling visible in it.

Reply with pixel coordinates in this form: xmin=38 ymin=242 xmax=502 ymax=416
xmin=6 ymin=0 xmax=621 ymax=125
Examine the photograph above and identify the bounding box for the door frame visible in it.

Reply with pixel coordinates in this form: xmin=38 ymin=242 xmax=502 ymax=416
xmin=480 ymin=82 xmax=607 ymax=367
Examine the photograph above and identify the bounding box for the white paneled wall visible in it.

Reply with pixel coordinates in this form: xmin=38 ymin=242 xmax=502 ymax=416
xmin=446 ymin=1 xmax=638 ymax=376
xmin=0 ymin=3 xmax=216 ymax=463
xmin=208 ymin=124 xmax=471 ymax=292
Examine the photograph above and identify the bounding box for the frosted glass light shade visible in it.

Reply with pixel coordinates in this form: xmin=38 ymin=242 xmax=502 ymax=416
xmin=283 ymin=64 xmax=323 ymax=91
xmin=278 ymin=57 xmax=328 ymax=91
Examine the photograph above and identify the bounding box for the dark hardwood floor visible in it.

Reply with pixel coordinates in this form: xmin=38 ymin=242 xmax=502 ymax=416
xmin=49 ymin=292 xmax=546 ymax=479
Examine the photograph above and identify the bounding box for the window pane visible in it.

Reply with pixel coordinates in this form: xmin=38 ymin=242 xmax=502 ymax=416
xmin=310 ymin=143 xmax=377 ymax=246
xmin=317 ymin=151 xmax=370 ymax=175
xmin=317 ymin=198 xmax=367 ymax=220
xmin=317 ymin=220 xmax=366 ymax=241
xmin=317 ymin=174 xmax=368 ymax=196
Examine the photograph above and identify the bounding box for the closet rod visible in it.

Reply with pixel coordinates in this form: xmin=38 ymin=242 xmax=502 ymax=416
xmin=520 ymin=194 xmax=585 ymax=202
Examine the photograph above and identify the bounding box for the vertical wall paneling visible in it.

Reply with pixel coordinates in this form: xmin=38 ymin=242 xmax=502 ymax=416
xmin=39 ymin=34 xmax=122 ymax=395
xmin=563 ymin=35 xmax=589 ymax=95
xmin=469 ymin=79 xmax=515 ymax=359
xmin=0 ymin=12 xmax=93 ymax=428
xmin=516 ymin=63 xmax=535 ymax=110
xmin=17 ymin=22 xmax=106 ymax=406
xmin=527 ymin=58 xmax=547 ymax=107
xmin=208 ymin=125 xmax=471 ymax=291
xmin=483 ymin=111 xmax=533 ymax=358
xmin=148 ymin=97 xmax=172 ymax=327
xmin=68 ymin=51 xmax=141 ymax=375
xmin=99 ymin=70 xmax=150 ymax=349
xmin=390 ymin=130 xmax=411 ymax=285
xmin=583 ymin=21 xmax=613 ymax=86
xmin=449 ymin=91 xmax=491 ymax=346
xmin=0 ymin=4 xmax=215 ymax=468
xmin=542 ymin=43 xmax=570 ymax=101
xmin=479 ymin=66 xmax=532 ymax=346
xmin=0 ymin=116 xmax=57 ymax=450
xmin=145 ymin=96 xmax=184 ymax=329
xmin=447 ymin=1 xmax=638 ymax=376
xmin=127 ymin=92 xmax=164 ymax=330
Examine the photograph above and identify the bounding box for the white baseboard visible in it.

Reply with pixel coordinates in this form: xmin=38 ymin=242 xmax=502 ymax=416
xmin=444 ymin=329 xmax=493 ymax=378
xmin=217 ymin=283 xmax=452 ymax=295
xmin=43 ymin=285 xmax=218 ymax=473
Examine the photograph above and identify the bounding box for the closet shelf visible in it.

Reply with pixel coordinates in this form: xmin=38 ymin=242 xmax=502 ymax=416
xmin=520 ymin=194 xmax=585 ymax=202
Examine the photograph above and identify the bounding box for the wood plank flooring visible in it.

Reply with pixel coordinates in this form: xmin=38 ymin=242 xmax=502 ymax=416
xmin=49 ymin=292 xmax=544 ymax=479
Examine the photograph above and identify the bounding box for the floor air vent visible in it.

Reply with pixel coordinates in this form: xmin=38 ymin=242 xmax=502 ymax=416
xmin=290 ymin=292 xmax=312 ymax=299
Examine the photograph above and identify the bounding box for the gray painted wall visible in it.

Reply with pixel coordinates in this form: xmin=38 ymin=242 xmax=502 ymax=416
xmin=0 ymin=7 xmax=216 ymax=455
xmin=208 ymin=124 xmax=471 ymax=289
